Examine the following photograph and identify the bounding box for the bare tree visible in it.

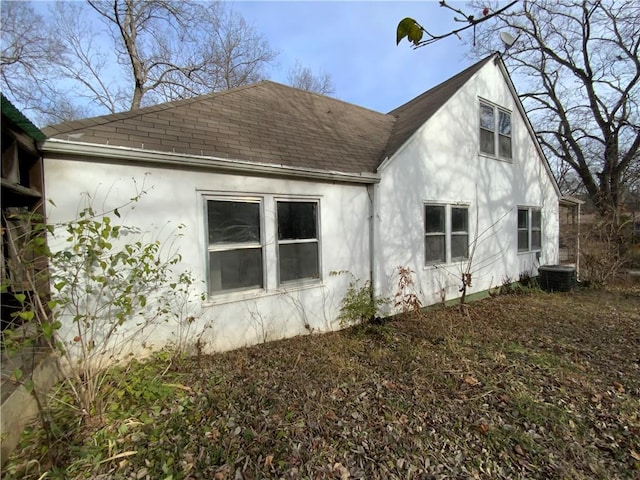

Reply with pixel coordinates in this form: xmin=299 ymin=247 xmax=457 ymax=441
xmin=0 ymin=1 xmax=67 ymax=120
xmin=287 ymin=60 xmax=335 ymax=95
xmin=398 ymin=1 xmax=640 ymax=221
xmin=1 ymin=1 xmax=277 ymax=123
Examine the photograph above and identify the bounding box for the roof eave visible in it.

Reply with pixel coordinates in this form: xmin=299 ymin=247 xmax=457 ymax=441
xmin=494 ymin=56 xmax=562 ymax=198
xmin=42 ymin=139 xmax=380 ymax=185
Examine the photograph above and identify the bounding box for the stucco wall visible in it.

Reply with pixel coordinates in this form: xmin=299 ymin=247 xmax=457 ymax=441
xmin=374 ymin=60 xmax=559 ymax=310
xmin=44 ymin=158 xmax=371 ymax=353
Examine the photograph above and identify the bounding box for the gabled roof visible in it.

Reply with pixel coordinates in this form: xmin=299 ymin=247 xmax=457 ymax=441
xmin=42 ymin=54 xmax=500 ymax=175
xmin=383 ymin=55 xmax=494 ymax=160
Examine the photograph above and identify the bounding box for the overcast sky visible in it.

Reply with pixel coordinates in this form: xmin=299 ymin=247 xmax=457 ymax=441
xmin=230 ymin=0 xmax=479 ymax=113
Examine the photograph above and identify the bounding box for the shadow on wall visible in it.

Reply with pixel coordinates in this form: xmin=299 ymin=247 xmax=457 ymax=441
xmin=376 ymin=67 xmax=556 ymax=308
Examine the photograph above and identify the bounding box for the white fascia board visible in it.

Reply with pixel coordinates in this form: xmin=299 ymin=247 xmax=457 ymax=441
xmin=42 ymin=139 xmax=380 ymax=185
xmin=495 ymin=57 xmax=562 ymax=198
xmin=559 ymin=196 xmax=585 ymax=206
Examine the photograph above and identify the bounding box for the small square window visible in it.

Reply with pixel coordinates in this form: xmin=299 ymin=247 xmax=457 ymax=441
xmin=425 ymin=205 xmax=468 ymax=264
xmin=518 ymin=207 xmax=542 ymax=252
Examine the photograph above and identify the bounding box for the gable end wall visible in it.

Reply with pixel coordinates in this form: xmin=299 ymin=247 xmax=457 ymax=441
xmin=374 ymin=60 xmax=559 ymax=309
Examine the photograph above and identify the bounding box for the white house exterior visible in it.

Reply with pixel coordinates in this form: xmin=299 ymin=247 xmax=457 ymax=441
xmin=41 ymin=54 xmax=560 ymax=353
xmin=373 ymin=56 xmax=560 ymax=307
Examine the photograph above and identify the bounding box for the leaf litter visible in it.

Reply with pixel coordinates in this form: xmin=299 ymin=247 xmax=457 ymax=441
xmin=5 ymin=284 xmax=640 ymax=479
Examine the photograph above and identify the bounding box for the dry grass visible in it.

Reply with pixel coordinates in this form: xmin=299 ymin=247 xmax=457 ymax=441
xmin=5 ymin=284 xmax=640 ymax=479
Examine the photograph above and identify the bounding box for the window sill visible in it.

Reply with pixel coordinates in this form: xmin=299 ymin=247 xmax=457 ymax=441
xmin=517 ymin=249 xmax=541 ymax=255
xmin=423 ymin=259 xmax=469 ymax=270
xmin=276 ymin=279 xmax=324 ymax=294
xmin=203 ymin=287 xmax=266 ymax=307
xmin=203 ymin=280 xmax=324 ymax=307
xmin=478 ymin=152 xmax=513 ymax=164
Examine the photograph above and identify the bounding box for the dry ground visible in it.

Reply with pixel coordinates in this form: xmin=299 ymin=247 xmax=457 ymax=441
xmin=4 ymin=285 xmax=640 ymax=479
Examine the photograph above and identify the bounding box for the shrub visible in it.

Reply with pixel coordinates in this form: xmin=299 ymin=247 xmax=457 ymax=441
xmin=332 ymin=271 xmax=388 ymax=327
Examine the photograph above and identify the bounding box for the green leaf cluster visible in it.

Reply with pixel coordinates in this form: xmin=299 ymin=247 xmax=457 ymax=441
xmin=396 ymin=17 xmax=424 ymax=46
xmin=333 ymin=271 xmax=388 ymax=327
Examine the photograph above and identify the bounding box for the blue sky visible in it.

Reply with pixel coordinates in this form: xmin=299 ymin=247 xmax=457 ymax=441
xmin=229 ymin=1 xmax=477 ymax=113
xmin=26 ymin=1 xmax=481 ymax=115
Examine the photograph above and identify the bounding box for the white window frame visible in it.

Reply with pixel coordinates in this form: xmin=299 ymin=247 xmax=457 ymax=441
xmin=276 ymin=198 xmax=321 ymax=286
xmin=205 ymin=196 xmax=265 ymax=295
xmin=450 ymin=206 xmax=469 ymax=262
xmin=424 ymin=203 xmax=469 ymax=265
xmin=517 ymin=207 xmax=542 ymax=253
xmin=424 ymin=204 xmax=446 ymax=264
xmin=479 ymin=100 xmax=512 ymax=161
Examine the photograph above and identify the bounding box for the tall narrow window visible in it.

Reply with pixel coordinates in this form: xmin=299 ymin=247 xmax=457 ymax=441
xmin=277 ymin=200 xmax=319 ymax=283
xmin=207 ymin=199 xmax=263 ymax=294
xmin=531 ymin=209 xmax=542 ymax=250
xmin=517 ymin=208 xmax=529 ymax=252
xmin=479 ymin=103 xmax=495 ymax=155
xmin=498 ymin=111 xmax=512 ymax=159
xmin=451 ymin=207 xmax=469 ymax=261
xmin=425 ymin=205 xmax=446 ymax=263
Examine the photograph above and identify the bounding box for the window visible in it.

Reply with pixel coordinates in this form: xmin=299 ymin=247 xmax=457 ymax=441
xmin=451 ymin=207 xmax=469 ymax=261
xmin=207 ymin=199 xmax=263 ymax=294
xmin=425 ymin=205 xmax=446 ymax=263
xmin=518 ymin=207 xmax=542 ymax=252
xmin=425 ymin=204 xmax=469 ymax=264
xmin=277 ymin=200 xmax=320 ymax=283
xmin=531 ymin=209 xmax=542 ymax=250
xmin=480 ymin=101 xmax=512 ymax=160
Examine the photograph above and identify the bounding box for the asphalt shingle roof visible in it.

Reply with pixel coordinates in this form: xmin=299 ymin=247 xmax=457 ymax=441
xmin=43 ymin=55 xmax=495 ymax=174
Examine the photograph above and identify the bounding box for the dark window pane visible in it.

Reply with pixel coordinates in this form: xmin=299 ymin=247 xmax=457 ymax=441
xmin=531 ymin=231 xmax=541 ymax=250
xmin=208 ymin=200 xmax=260 ymax=244
xmin=499 ymin=134 xmax=512 ymax=159
xmin=480 ymin=104 xmax=494 ymax=130
xmin=425 ymin=235 xmax=445 ymax=263
xmin=209 ymin=248 xmax=263 ymax=293
xmin=279 ymin=242 xmax=319 ymax=282
xmin=480 ymin=129 xmax=495 ymax=155
xmin=451 ymin=234 xmax=468 ymax=260
xmin=278 ymin=202 xmax=317 ymax=240
xmin=425 ymin=205 xmax=445 ymax=233
xmin=517 ymin=209 xmax=529 ymax=229
xmin=498 ymin=111 xmax=511 ymax=135
xmin=531 ymin=209 xmax=541 ymax=229
xmin=451 ymin=208 xmax=468 ymax=233
xmin=518 ymin=230 xmax=529 ymax=251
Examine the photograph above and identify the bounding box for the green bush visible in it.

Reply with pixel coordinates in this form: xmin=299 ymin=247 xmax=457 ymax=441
xmin=332 ymin=271 xmax=388 ymax=327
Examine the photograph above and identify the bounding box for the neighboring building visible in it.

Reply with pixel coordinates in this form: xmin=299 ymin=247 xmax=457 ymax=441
xmin=1 ymin=95 xmax=59 ymax=467
xmin=40 ymin=54 xmax=560 ymax=353
xmin=1 ymin=94 xmax=47 ymax=338
xmin=558 ymin=196 xmax=583 ymax=275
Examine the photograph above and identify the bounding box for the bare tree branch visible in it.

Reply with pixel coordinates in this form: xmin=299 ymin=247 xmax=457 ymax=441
xmin=1 ymin=0 xmax=278 ymax=122
xmin=287 ymin=60 xmax=335 ymax=95
xmin=402 ymin=0 xmax=639 ymax=219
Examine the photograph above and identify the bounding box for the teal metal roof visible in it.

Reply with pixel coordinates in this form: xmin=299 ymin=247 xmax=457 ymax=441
xmin=1 ymin=94 xmax=46 ymax=142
